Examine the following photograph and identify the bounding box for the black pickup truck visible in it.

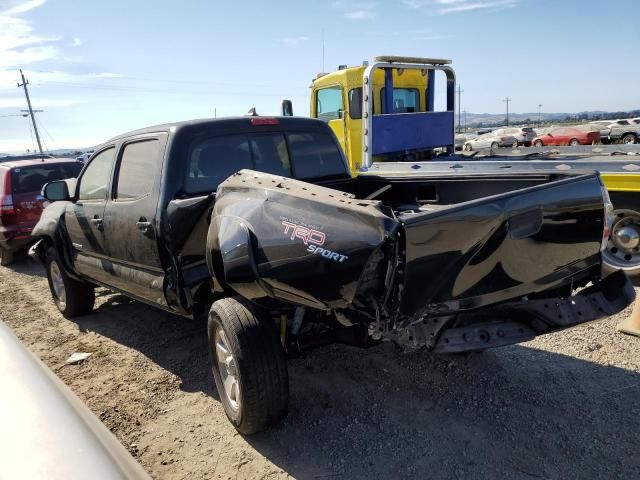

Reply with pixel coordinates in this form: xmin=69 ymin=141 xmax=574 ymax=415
xmin=33 ymin=116 xmax=634 ymax=434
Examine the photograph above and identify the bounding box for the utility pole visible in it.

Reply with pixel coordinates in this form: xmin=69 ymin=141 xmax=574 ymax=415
xmin=17 ymin=69 xmax=43 ymax=154
xmin=503 ymin=96 xmax=511 ymax=126
xmin=456 ymin=85 xmax=464 ymax=133
xmin=463 ymin=109 xmax=467 ymax=132
xmin=538 ymin=103 xmax=542 ymax=127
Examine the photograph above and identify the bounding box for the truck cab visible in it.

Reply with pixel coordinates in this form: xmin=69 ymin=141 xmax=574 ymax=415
xmin=310 ymin=56 xmax=455 ymax=173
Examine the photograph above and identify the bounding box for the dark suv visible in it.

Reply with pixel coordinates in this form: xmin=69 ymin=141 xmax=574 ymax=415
xmin=0 ymin=159 xmax=83 ymax=265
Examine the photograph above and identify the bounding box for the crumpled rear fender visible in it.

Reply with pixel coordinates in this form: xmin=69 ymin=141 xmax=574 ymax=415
xmin=206 ymin=170 xmax=399 ymax=310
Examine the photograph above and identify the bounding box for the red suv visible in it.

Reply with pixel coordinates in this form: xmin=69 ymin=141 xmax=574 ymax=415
xmin=0 ymin=159 xmax=83 ymax=266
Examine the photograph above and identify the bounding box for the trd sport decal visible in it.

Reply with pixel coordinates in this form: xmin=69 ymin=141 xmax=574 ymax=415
xmin=281 ymin=220 xmax=348 ymax=263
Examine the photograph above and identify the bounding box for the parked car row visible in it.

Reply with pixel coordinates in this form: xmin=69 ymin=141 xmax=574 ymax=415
xmin=456 ymin=117 xmax=640 ymax=151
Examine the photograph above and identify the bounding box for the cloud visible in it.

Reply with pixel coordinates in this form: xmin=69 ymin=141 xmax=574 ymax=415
xmin=331 ymin=1 xmax=376 ymax=20
xmin=344 ymin=9 xmax=375 ymax=19
xmin=403 ymin=0 xmax=519 ymax=14
xmin=281 ymin=35 xmax=309 ymax=45
xmin=70 ymin=36 xmax=82 ymax=47
xmin=0 ymin=0 xmax=46 ymax=15
xmin=0 ymin=1 xmax=60 ymax=69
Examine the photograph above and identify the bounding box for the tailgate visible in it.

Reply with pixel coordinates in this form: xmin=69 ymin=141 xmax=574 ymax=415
xmin=397 ymin=173 xmax=606 ymax=320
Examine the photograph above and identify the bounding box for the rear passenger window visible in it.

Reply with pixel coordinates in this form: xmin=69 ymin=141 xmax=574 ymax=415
xmin=186 ymin=134 xmax=252 ymax=194
xmin=250 ymin=134 xmax=291 ymax=177
xmin=78 ymin=147 xmax=115 ymax=201
xmin=288 ymin=132 xmax=346 ymax=179
xmin=116 ymin=139 xmax=160 ymax=199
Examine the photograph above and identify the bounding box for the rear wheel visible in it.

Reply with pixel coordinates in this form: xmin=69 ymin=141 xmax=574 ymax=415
xmin=46 ymin=248 xmax=95 ymax=317
xmin=603 ymin=205 xmax=640 ymax=285
xmin=463 ymin=143 xmax=472 ymax=151
xmin=569 ymin=138 xmax=580 ymax=146
xmin=490 ymin=142 xmax=498 ymax=149
xmin=622 ymin=134 xmax=637 ymax=144
xmin=533 ymin=139 xmax=543 ymax=147
xmin=207 ymin=298 xmax=289 ymax=434
xmin=0 ymin=248 xmax=15 ymax=267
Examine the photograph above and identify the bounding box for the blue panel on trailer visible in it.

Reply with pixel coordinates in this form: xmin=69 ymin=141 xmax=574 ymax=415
xmin=371 ymin=111 xmax=454 ymax=155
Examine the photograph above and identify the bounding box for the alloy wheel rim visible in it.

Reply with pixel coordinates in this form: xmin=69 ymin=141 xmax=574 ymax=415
xmin=50 ymin=261 xmax=66 ymax=309
xmin=603 ymin=209 xmax=640 ymax=269
xmin=214 ymin=326 xmax=241 ymax=412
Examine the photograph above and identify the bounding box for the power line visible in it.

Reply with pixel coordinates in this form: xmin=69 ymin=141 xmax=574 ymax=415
xmin=34 ymin=80 xmax=308 ymax=97
xmin=17 ymin=69 xmax=43 ymax=154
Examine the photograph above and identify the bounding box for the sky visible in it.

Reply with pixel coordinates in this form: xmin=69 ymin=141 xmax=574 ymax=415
xmin=0 ymin=0 xmax=639 ymax=152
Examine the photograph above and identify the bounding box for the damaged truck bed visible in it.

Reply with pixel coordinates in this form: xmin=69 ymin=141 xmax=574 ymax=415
xmin=213 ymin=168 xmax=632 ymax=353
xmin=33 ymin=116 xmax=634 ymax=434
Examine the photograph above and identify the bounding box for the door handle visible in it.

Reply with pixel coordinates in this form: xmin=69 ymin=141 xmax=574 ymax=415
xmin=91 ymin=217 xmax=103 ymax=231
xmin=136 ymin=220 xmax=154 ymax=238
xmin=136 ymin=221 xmax=152 ymax=231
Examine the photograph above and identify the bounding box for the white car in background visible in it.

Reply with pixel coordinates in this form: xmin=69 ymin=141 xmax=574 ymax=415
xmin=463 ymin=133 xmax=518 ymax=151
xmin=75 ymin=151 xmax=94 ymax=163
xmin=492 ymin=127 xmax=536 ymax=146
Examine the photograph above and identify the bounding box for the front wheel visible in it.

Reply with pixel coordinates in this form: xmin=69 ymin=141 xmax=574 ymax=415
xmin=569 ymin=138 xmax=580 ymax=146
xmin=46 ymin=248 xmax=95 ymax=317
xmin=533 ymin=140 xmax=543 ymax=147
xmin=207 ymin=298 xmax=289 ymax=435
xmin=602 ymin=206 xmax=640 ymax=285
xmin=463 ymin=143 xmax=472 ymax=151
xmin=622 ymin=134 xmax=637 ymax=145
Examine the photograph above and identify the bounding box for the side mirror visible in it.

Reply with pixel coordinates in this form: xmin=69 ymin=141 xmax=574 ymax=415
xmin=281 ymin=99 xmax=293 ymax=117
xmin=547 ymin=133 xmax=553 ymax=137
xmin=43 ymin=180 xmax=71 ymax=202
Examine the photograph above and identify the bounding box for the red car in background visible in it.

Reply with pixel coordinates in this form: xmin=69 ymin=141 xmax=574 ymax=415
xmin=0 ymin=159 xmax=83 ymax=266
xmin=531 ymin=127 xmax=601 ymax=147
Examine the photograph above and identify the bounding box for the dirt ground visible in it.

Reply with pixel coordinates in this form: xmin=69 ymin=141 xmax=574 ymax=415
xmin=1 ymin=259 xmax=639 ymax=480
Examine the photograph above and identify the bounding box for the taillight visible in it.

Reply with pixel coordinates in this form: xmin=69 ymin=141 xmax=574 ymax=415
xmin=0 ymin=170 xmax=14 ymax=217
xmin=250 ymin=117 xmax=279 ymax=126
xmin=601 ymin=184 xmax=614 ymax=252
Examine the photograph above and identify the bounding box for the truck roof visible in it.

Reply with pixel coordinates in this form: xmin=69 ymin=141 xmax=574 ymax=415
xmin=103 ymin=116 xmax=329 ymax=144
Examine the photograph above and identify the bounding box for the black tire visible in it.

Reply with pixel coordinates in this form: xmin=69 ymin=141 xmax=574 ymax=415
xmin=534 ymin=140 xmax=543 ymax=147
xmin=569 ymin=138 xmax=580 ymax=146
xmin=46 ymin=247 xmax=95 ymax=317
xmin=621 ymin=134 xmax=636 ymax=145
xmin=490 ymin=142 xmax=498 ymax=149
xmin=602 ymin=199 xmax=640 ymax=286
xmin=207 ymin=297 xmax=289 ymax=435
xmin=463 ymin=143 xmax=472 ymax=151
xmin=0 ymin=248 xmax=15 ymax=267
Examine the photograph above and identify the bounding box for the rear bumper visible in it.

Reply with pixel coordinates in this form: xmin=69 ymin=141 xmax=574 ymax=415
xmin=0 ymin=226 xmax=34 ymax=252
xmin=431 ymin=270 xmax=634 ymax=353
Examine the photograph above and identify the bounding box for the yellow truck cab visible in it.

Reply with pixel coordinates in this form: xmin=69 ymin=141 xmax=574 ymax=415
xmin=310 ymin=56 xmax=455 ymax=174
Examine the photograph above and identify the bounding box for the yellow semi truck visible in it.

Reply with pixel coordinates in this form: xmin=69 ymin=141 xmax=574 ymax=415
xmin=301 ymin=56 xmax=640 ymax=281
